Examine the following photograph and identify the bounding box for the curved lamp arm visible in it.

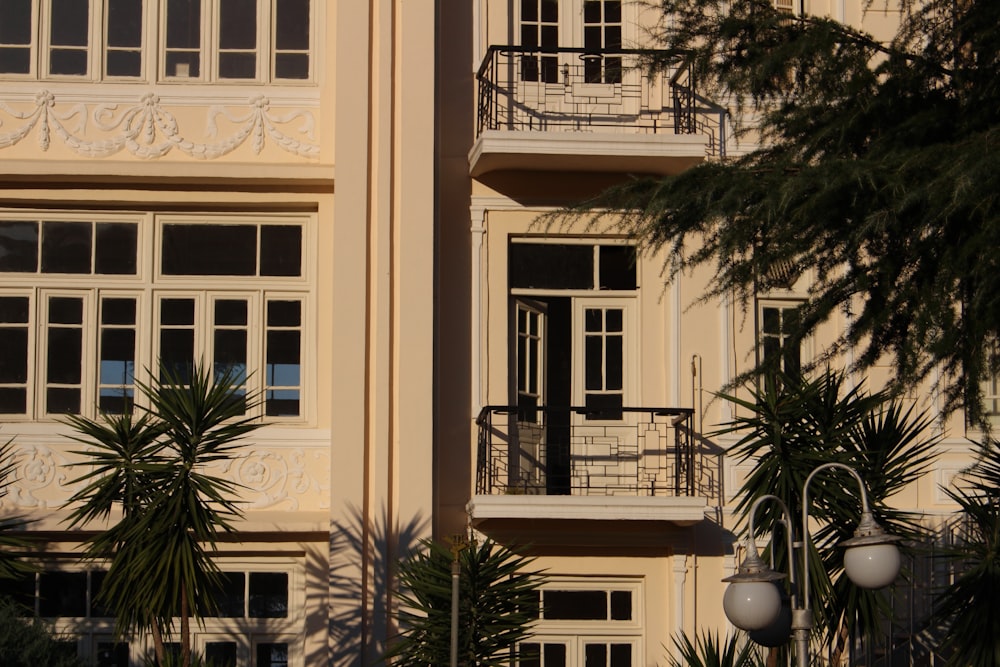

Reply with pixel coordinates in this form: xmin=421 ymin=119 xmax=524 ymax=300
xmin=800 ymin=462 xmax=873 ymax=612
xmin=747 ymin=493 xmax=798 ymax=607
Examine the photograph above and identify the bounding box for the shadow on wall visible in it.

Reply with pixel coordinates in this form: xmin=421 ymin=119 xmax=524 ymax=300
xmin=326 ymin=504 xmax=429 ymax=667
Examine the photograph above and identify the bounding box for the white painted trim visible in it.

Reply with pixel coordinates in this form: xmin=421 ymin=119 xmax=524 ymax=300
xmin=467 ymin=494 xmax=708 ymax=523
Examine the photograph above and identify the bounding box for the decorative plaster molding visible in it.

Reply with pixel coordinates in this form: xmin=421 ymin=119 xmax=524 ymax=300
xmin=0 ymin=90 xmax=319 ymax=160
xmin=0 ymin=441 xmax=330 ymax=513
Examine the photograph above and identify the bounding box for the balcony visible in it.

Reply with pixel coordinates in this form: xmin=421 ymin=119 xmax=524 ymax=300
xmin=470 ymin=46 xmax=727 ymax=178
xmin=469 ymin=406 xmax=712 ymax=546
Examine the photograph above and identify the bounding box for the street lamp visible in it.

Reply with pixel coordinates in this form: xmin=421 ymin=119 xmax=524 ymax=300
xmin=722 ymin=463 xmax=902 ymax=667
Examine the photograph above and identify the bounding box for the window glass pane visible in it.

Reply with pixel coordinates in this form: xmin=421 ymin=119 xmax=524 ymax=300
xmin=510 ymin=244 xmax=593 ymax=289
xmin=49 ymin=48 xmax=88 ymax=74
xmin=219 ymin=0 xmax=256 ymax=48
xmin=0 ymin=296 xmax=30 ymax=412
xmin=160 ymin=297 xmax=194 ymax=325
xmin=167 ymin=0 xmax=200 ymax=47
xmin=206 ymin=572 xmax=245 ymax=617
xmin=267 ymin=299 xmax=301 ymax=327
xmin=47 ymin=328 xmax=82 ymax=382
xmin=585 ymin=335 xmax=603 ymax=390
xmin=543 ymin=590 xmax=607 ymax=620
xmin=249 ymin=572 xmax=288 ymax=617
xmin=519 ymin=643 xmax=541 ymax=667
xmin=0 ymin=47 xmax=31 ymax=73
xmin=256 ymin=642 xmax=289 ymax=667
xmin=90 ymin=571 xmax=114 ymax=618
xmin=214 ymin=329 xmax=248 ymax=382
xmin=545 ymin=643 xmax=567 ymax=666
xmin=521 ymin=0 xmax=537 ymax=21
xmin=599 ymin=246 xmax=636 ymax=290
xmin=95 ymin=641 xmax=129 ymax=667
xmin=762 ymin=307 xmax=780 ymax=334
xmin=160 ymin=298 xmax=195 ymax=381
xmin=606 ymin=0 xmax=622 ymax=22
xmin=275 ymin=52 xmax=308 ymax=79
xmin=95 ymin=223 xmax=138 ymax=274
xmin=50 ymin=0 xmax=89 ymax=46
xmin=0 ymin=295 xmax=29 ymax=323
xmin=0 ymin=0 xmax=32 ymax=44
xmin=42 ymin=222 xmax=92 ymax=273
xmin=541 ymin=0 xmax=557 ymax=22
xmin=219 ymin=52 xmax=255 ymax=78
xmin=585 ymin=644 xmax=607 ymax=667
xmin=266 ymin=330 xmax=301 ymax=416
xmin=8 ymin=571 xmax=36 ymax=615
xmin=260 ymin=226 xmax=302 ymax=276
xmin=166 ymin=0 xmax=200 ymax=77
xmin=165 ymin=51 xmax=199 ymax=77
xmin=0 ymin=221 xmax=39 ymax=272
xmin=215 ymin=299 xmax=247 ymax=325
xmin=39 ymin=571 xmax=88 ymax=617
xmin=610 ymin=590 xmax=631 ymax=620
xmin=106 ymin=49 xmax=141 ymax=76
xmin=610 ymin=644 xmax=631 ymax=667
xmin=161 ymin=224 xmax=256 ymax=275
xmin=107 ymin=0 xmax=142 ymax=47
xmin=205 ymin=642 xmax=237 ymax=667
xmin=275 ymin=0 xmax=309 ymax=49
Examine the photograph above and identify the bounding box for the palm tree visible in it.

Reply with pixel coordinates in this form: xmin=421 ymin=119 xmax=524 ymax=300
xmin=719 ymin=370 xmax=938 ymax=664
xmin=0 ymin=438 xmax=34 ymax=582
xmin=668 ymin=630 xmax=763 ymax=667
xmin=65 ymin=363 xmax=262 ymax=667
xmin=932 ymin=438 xmax=1000 ymax=666
xmin=388 ymin=537 xmax=544 ymax=666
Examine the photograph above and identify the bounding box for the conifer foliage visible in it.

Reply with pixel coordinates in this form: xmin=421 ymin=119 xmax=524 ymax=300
xmin=554 ymin=0 xmax=1000 ymax=423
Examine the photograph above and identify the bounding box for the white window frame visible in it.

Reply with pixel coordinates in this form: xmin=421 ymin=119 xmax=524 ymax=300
xmin=0 ymin=0 xmax=315 ymax=83
xmin=756 ymin=297 xmax=810 ymax=377
xmin=0 ymin=210 xmax=313 ymax=423
xmin=520 ymin=577 xmax=644 ymax=667
xmin=572 ymin=297 xmax=637 ymax=422
xmin=160 ymin=0 xmax=314 ymax=83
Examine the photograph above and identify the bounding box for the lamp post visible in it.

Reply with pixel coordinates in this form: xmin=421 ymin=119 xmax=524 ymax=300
xmin=722 ymin=462 xmax=902 ymax=667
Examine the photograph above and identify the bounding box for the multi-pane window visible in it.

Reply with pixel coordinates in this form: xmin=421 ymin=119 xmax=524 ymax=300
xmin=10 ymin=567 xmax=293 ymax=665
xmin=518 ymin=580 xmax=641 ymax=667
xmin=583 ymin=306 xmax=624 ymax=418
xmin=759 ymin=302 xmax=803 ymax=378
xmin=0 ymin=0 xmax=313 ymax=81
xmin=583 ymin=1 xmax=621 ymax=83
xmin=163 ymin=0 xmax=313 ymax=81
xmin=520 ymin=0 xmax=559 ymax=82
xmin=0 ymin=213 xmax=309 ymax=420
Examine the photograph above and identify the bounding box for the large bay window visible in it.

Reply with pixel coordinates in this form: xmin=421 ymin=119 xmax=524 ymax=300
xmin=0 ymin=212 xmax=310 ymax=421
xmin=0 ymin=0 xmax=313 ymax=82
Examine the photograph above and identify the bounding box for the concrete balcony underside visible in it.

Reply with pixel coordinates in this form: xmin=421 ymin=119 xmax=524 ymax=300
xmin=467 ymin=495 xmax=709 ymax=549
xmin=469 ymin=129 xmax=708 ymax=177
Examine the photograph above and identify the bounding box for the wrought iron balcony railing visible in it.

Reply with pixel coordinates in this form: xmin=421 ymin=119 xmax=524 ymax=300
xmin=475 ymin=405 xmax=707 ymax=498
xmin=475 ymin=45 xmax=727 ymax=156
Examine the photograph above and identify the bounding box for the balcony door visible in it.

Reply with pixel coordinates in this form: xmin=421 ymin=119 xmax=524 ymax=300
xmin=517 ymin=0 xmax=638 ymax=123
xmin=509 ymin=240 xmax=638 ymax=494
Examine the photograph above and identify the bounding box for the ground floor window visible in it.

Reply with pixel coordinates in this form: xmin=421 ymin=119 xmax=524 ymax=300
xmin=517 ymin=578 xmax=643 ymax=667
xmin=5 ymin=560 xmax=303 ymax=666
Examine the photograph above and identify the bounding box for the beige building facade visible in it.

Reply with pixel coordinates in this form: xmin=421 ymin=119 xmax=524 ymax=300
xmin=437 ymin=1 xmax=974 ymax=666
xmin=0 ymin=1 xmax=434 ymax=665
xmin=0 ymin=0 xmax=976 ymax=665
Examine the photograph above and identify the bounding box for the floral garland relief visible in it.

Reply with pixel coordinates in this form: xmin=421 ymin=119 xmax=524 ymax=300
xmin=0 ymin=91 xmax=319 ymax=159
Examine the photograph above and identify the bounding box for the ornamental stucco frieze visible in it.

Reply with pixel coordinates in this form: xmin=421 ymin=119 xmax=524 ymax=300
xmin=0 ymin=437 xmax=330 ymax=514
xmin=0 ymin=89 xmax=319 ymax=160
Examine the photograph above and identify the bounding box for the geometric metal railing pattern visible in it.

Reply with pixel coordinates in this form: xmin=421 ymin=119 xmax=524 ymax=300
xmin=475 ymin=405 xmax=713 ymax=498
xmin=476 ymin=45 xmax=727 ymax=157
